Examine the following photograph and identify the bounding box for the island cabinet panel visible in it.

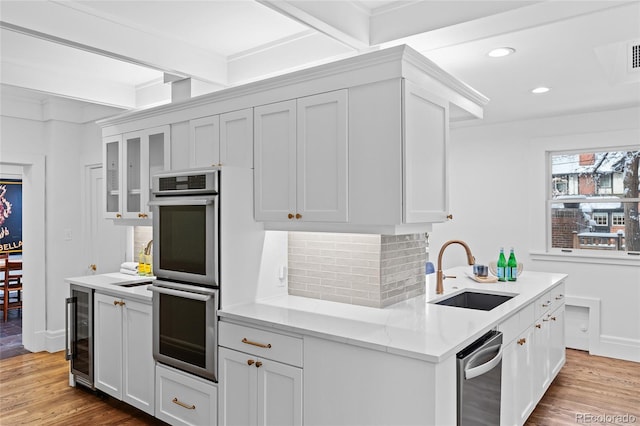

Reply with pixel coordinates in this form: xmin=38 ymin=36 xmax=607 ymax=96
xmin=499 ymin=281 xmax=566 ymax=426
xmin=94 ymin=292 xmax=154 ymax=415
xmin=254 ymin=90 xmax=348 ymax=224
xmin=303 ymin=336 xmax=456 ymax=426
xmin=218 ymin=322 xmax=303 ymax=426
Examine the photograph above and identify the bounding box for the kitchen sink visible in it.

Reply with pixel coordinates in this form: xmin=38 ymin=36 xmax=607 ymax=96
xmin=116 ymin=281 xmax=153 ymax=288
xmin=432 ymin=291 xmax=516 ymax=311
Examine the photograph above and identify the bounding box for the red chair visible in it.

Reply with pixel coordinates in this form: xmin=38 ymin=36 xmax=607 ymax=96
xmin=1 ymin=253 xmax=23 ymax=322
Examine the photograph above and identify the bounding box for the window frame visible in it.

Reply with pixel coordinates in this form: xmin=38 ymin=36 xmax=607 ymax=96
xmin=545 ymin=146 xmax=640 ymax=259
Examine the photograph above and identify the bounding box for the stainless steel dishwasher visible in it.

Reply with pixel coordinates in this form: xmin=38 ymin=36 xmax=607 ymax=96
xmin=456 ymin=329 xmax=503 ymax=425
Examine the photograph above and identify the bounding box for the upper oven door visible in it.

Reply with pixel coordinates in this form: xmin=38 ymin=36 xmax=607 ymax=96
xmin=149 ymin=196 xmax=218 ymax=287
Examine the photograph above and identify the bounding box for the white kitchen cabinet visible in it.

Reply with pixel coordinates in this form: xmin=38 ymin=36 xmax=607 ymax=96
xmin=500 ymin=282 xmax=566 ymax=426
xmin=103 ymin=125 xmax=170 ymax=221
xmin=189 ymin=115 xmax=220 ymax=168
xmin=103 ymin=135 xmax=123 ymax=219
xmin=189 ymin=108 xmax=253 ymax=169
xmin=254 ymin=90 xmax=348 ymax=223
xmin=156 ymin=363 xmax=218 ymax=426
xmin=94 ymin=292 xmax=154 ymax=415
xmin=218 ymin=321 xmax=303 ymax=426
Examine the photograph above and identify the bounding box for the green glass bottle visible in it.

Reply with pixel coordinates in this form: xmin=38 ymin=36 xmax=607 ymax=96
xmin=497 ymin=247 xmax=506 ymax=282
xmin=507 ymin=247 xmax=517 ymax=282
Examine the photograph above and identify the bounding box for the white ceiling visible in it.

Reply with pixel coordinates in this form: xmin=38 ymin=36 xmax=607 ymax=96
xmin=1 ymin=0 xmax=639 ymax=124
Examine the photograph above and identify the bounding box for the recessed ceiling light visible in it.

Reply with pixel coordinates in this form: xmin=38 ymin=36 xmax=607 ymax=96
xmin=488 ymin=47 xmax=516 ymax=58
xmin=531 ymin=86 xmax=551 ymax=94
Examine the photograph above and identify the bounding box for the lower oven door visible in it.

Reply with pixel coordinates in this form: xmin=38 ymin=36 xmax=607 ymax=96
xmin=150 ymin=282 xmax=218 ymax=382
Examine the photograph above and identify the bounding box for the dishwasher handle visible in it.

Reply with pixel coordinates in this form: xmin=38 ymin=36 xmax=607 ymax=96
xmin=464 ymin=344 xmax=503 ymax=380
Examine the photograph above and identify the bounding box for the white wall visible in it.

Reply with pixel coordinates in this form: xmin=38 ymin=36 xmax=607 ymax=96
xmin=429 ymin=106 xmax=640 ymax=362
xmin=0 ymin=94 xmax=122 ymax=352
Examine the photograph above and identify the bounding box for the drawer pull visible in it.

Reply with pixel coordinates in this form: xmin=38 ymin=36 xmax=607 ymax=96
xmin=242 ymin=338 xmax=272 ymax=349
xmin=172 ymin=398 xmax=196 ymax=410
xmin=535 ymin=324 xmax=541 ymax=329
xmin=255 ymin=361 xmax=263 ymax=368
xmin=550 ymin=316 xmax=557 ymax=321
xmin=517 ymin=338 xmax=526 ymax=346
xmin=542 ymin=301 xmax=551 ymax=307
xmin=555 ymin=295 xmax=563 ymax=300
xmin=247 ymin=359 xmax=255 ymax=366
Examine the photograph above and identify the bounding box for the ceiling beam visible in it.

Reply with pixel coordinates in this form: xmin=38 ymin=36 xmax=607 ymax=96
xmin=258 ymin=0 xmax=372 ymax=51
xmin=0 ymin=1 xmax=228 ymax=86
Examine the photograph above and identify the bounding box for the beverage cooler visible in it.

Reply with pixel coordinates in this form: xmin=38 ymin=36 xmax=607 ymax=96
xmin=65 ymin=284 xmax=94 ymax=389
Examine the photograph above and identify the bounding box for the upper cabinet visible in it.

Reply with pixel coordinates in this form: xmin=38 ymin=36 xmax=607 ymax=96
xmin=97 ymin=45 xmax=487 ymax=233
xmin=102 ymin=125 xmax=170 ymax=221
xmin=254 ymin=90 xmax=348 ymax=223
xmin=188 ymin=108 xmax=253 ymax=169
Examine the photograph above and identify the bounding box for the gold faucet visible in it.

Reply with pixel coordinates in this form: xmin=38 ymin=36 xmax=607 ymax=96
xmin=436 ymin=240 xmax=476 ymax=295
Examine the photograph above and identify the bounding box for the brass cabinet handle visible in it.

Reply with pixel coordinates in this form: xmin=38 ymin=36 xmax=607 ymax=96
xmin=447 ymin=214 xmax=453 ymax=220
xmin=550 ymin=316 xmax=557 ymax=321
xmin=113 ymin=300 xmax=125 ymax=306
xmin=535 ymin=324 xmax=541 ymax=329
xmin=255 ymin=361 xmax=263 ymax=368
xmin=113 ymin=300 xmax=119 ymax=306
xmin=116 ymin=213 xmax=122 ymax=218
xmin=242 ymin=337 xmax=272 ymax=349
xmin=517 ymin=338 xmax=526 ymax=345
xmin=555 ymin=295 xmax=564 ymax=300
xmin=89 ymin=264 xmax=97 ymax=271
xmin=172 ymin=397 xmax=196 ymax=410
xmin=295 ymin=213 xmax=302 ymax=219
xmin=247 ymin=359 xmax=255 ymax=366
xmin=542 ymin=301 xmax=551 ymax=307
xmin=287 ymin=213 xmax=294 ymax=219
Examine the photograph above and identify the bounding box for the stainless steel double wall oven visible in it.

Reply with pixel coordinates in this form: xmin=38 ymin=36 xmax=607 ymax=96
xmin=148 ymin=168 xmax=220 ymax=382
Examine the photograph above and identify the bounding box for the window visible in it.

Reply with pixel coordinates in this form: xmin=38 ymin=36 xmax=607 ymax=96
xmin=592 ymin=212 xmax=608 ymax=226
xmin=549 ymin=149 xmax=640 ymax=254
xmin=612 ymin=212 xmax=625 ymax=226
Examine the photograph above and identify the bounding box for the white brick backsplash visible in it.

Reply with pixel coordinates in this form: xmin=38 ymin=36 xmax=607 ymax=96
xmin=288 ymin=232 xmax=426 ymax=308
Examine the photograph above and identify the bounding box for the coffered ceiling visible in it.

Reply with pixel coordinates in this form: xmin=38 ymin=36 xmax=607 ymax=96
xmin=1 ymin=0 xmax=639 ymax=124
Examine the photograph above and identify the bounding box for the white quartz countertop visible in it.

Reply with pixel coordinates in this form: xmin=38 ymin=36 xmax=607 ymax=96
xmin=219 ymin=267 xmax=567 ymax=363
xmin=66 ymin=273 xmax=155 ymax=302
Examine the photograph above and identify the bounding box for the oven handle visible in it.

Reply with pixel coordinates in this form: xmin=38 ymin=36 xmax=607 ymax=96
xmin=148 ymin=285 xmax=214 ymax=301
xmin=148 ymin=197 xmax=216 ymax=207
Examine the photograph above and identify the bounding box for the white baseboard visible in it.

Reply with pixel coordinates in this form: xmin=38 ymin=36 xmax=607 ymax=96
xmin=45 ymin=328 xmax=66 ymax=353
xmin=594 ymin=335 xmax=640 ymax=363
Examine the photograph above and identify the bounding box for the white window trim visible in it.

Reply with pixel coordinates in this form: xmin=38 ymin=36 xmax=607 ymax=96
xmin=536 ymin=131 xmax=640 ymax=264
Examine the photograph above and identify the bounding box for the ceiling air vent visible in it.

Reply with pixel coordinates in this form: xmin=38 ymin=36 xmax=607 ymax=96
xmin=629 ymin=41 xmax=640 ymax=72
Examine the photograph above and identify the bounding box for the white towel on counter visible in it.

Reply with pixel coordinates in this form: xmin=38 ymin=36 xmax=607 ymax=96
xmin=120 ymin=262 xmax=138 ymax=271
xmin=119 ymin=268 xmax=138 ymax=276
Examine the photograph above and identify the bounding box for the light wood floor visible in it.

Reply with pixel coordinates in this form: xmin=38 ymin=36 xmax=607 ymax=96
xmin=0 ymin=348 xmax=638 ymax=425
xmin=526 ymin=349 xmax=640 ymax=425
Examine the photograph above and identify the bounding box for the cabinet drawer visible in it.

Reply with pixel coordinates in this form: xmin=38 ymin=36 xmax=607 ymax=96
xmin=535 ymin=290 xmax=554 ymax=319
xmin=155 ymin=364 xmax=217 ymax=426
xmin=219 ymin=321 xmax=303 ymax=367
xmin=498 ymin=302 xmax=535 ymax=343
xmin=551 ymin=282 xmax=565 ymax=304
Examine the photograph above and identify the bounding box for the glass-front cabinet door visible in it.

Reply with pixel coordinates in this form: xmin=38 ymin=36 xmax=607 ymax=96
xmin=121 ymin=125 xmax=171 ymax=220
xmin=103 ymin=135 xmax=122 ymax=219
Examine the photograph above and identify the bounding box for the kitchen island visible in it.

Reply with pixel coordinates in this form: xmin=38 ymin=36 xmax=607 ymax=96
xmin=218 ymin=267 xmax=567 ymax=426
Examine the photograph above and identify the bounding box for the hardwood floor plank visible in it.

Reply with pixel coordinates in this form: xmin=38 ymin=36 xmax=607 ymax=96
xmin=0 ymin=351 xmax=165 ymax=425
xmin=1 ymin=348 xmax=638 ymax=425
xmin=527 ymin=349 xmax=640 ymax=425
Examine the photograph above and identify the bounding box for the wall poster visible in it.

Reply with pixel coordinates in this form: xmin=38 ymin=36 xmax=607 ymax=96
xmin=0 ymin=179 xmax=22 ymax=254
